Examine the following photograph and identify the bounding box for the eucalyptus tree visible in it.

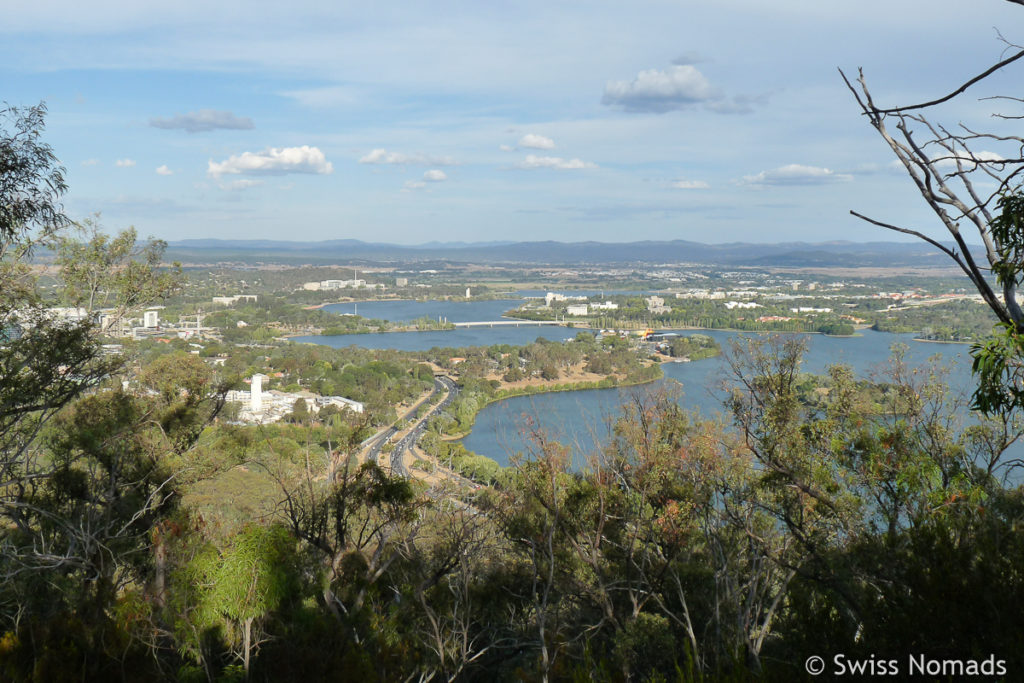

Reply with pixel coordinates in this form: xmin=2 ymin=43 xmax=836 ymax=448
xmin=0 ymin=104 xmax=221 ymax=679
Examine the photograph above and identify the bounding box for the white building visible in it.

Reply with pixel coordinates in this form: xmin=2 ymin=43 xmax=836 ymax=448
xmin=565 ymin=304 xmax=589 ymax=316
xmin=212 ymin=295 xmax=258 ymax=306
xmin=645 ymin=296 xmax=671 ymax=314
xmin=544 ymin=292 xmax=586 ymax=307
xmin=250 ymin=373 xmax=267 ymax=413
xmin=143 ymin=310 xmax=159 ymax=328
xmin=318 ymin=279 xmax=366 ymax=290
xmin=316 ymin=396 xmax=365 ymax=413
xmin=590 ymin=301 xmax=619 ymax=310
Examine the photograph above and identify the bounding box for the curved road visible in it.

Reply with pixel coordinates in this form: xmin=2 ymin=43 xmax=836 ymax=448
xmin=364 ymin=376 xmax=459 ymax=477
xmin=390 ymin=376 xmax=458 ymax=478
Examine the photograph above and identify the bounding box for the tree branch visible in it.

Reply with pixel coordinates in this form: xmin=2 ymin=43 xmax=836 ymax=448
xmin=869 ymin=48 xmax=1024 ymax=114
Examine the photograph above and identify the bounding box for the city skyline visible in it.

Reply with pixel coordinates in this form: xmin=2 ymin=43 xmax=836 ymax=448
xmin=4 ymin=0 xmax=1022 ymax=244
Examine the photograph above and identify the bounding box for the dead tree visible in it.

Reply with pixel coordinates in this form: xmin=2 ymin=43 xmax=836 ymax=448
xmin=841 ymin=8 xmax=1024 ymax=413
xmin=841 ymin=23 xmax=1024 ymax=331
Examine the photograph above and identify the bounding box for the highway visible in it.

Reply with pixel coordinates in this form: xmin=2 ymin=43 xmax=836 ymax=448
xmin=364 ymin=376 xmax=459 ymax=476
xmin=390 ymin=375 xmax=458 ymax=478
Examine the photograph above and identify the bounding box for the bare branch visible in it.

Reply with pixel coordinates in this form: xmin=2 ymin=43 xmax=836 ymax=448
xmin=869 ymin=48 xmax=1024 ymax=114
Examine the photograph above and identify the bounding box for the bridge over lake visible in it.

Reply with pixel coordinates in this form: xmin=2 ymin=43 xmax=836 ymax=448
xmin=453 ymin=320 xmax=566 ymax=328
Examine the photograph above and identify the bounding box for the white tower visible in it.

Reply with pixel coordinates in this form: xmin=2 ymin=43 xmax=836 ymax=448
xmin=143 ymin=310 xmax=159 ymax=328
xmin=251 ymin=373 xmax=267 ymax=412
xmin=465 ymin=287 xmax=471 ymax=298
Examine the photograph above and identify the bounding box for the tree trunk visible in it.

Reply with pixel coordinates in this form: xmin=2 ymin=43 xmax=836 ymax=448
xmin=243 ymin=616 xmax=253 ymax=680
xmin=153 ymin=531 xmax=167 ymax=608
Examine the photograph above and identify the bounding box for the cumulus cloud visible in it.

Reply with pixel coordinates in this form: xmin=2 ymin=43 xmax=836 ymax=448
xmin=518 ymin=133 xmax=555 ymax=150
xmin=423 ymin=169 xmax=447 ymax=182
xmin=115 ymin=158 xmax=136 ymax=167
xmin=155 ymin=165 xmax=173 ymax=176
xmin=150 ymin=109 xmax=254 ymax=133
xmin=359 ymin=148 xmax=457 ymax=166
xmin=518 ymin=154 xmax=597 ymax=170
xmin=602 ymin=65 xmax=718 ymax=113
xmin=208 ymin=146 xmax=333 ymax=177
xmin=740 ymin=164 xmax=853 ymax=186
xmin=602 ymin=63 xmax=765 ymax=115
xmin=672 ymin=179 xmax=710 ymax=190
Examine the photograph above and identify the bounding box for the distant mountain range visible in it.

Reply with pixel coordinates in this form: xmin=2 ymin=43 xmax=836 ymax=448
xmin=164 ymin=238 xmax=972 ymax=268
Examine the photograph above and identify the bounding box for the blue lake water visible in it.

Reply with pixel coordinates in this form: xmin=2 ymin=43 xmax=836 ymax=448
xmin=461 ymin=330 xmax=978 ymax=466
xmin=322 ymin=299 xmax=524 ymax=323
xmin=299 ymin=304 xmax=987 ymax=468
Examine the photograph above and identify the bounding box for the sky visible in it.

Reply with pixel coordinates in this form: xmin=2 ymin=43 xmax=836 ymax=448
xmin=3 ymin=0 xmax=1024 ymax=245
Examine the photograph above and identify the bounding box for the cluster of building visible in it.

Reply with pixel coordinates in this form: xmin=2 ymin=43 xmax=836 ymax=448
xmin=225 ymin=373 xmax=365 ymax=424
xmin=212 ymin=295 xmax=258 ymax=306
xmin=539 ymin=292 xmax=621 ymax=317
xmin=644 ymin=296 xmax=671 ymax=314
xmin=544 ymin=292 xmax=587 ymax=306
xmin=302 ymin=272 xmax=391 ymax=292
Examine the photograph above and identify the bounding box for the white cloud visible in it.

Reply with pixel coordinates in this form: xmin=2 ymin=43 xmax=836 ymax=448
xmin=150 ymin=109 xmax=253 ymax=133
xmin=402 ymin=180 xmax=426 ymax=191
xmin=519 ymin=133 xmax=555 ymax=150
xmin=359 ymin=148 xmax=457 ymax=166
xmin=208 ymin=146 xmax=333 ymax=177
xmin=423 ymin=169 xmax=447 ymax=182
xmin=740 ymin=164 xmax=853 ymax=186
xmin=155 ymin=165 xmax=173 ymax=176
xmin=602 ymin=65 xmax=718 ymax=113
xmin=81 ymin=158 xmax=99 ymax=166
xmin=499 ymin=144 xmax=514 ymax=152
xmin=672 ymin=179 xmax=710 ymax=190
xmin=932 ymin=149 xmax=1005 ymax=169
xmin=115 ymin=158 xmax=136 ymax=167
xmin=518 ymin=154 xmax=597 ymax=170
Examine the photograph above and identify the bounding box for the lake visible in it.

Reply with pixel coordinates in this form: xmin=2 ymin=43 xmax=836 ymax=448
xmin=322 ymin=298 xmax=525 ymax=323
xmin=461 ymin=330 xmax=978 ymax=466
xmin=300 ymin=302 xmax=984 ymax=468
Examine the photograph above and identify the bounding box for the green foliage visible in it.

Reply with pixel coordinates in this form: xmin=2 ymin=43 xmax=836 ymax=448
xmin=57 ymin=217 xmax=182 ymax=317
xmin=989 ymin=191 xmax=1024 ymax=289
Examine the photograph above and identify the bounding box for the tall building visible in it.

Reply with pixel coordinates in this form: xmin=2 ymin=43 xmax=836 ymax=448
xmin=251 ymin=373 xmax=268 ymax=412
xmin=143 ymin=310 xmax=159 ymax=328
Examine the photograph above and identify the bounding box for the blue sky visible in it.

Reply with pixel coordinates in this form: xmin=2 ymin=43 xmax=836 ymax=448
xmin=4 ymin=0 xmax=1023 ymax=244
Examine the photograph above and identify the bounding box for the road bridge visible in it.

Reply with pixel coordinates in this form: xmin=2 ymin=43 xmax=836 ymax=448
xmin=452 ymin=320 xmax=566 ymax=328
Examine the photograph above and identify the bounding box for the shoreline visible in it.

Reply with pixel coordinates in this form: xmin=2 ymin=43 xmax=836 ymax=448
xmin=912 ymin=337 xmax=973 ymax=345
xmin=448 ymin=359 xmax=677 ymax=459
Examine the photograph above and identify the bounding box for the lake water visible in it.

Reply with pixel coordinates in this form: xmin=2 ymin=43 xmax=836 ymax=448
xmin=301 ymin=302 xmax=985 ymax=468
xmin=461 ymin=330 xmax=978 ymax=466
xmin=322 ymin=298 xmax=524 ymax=323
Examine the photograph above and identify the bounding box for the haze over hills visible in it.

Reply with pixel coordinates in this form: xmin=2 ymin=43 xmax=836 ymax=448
xmin=165 ymin=238 xmax=971 ymax=268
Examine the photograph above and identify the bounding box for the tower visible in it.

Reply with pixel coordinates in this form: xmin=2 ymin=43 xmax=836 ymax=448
xmin=251 ymin=373 xmax=267 ymax=412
